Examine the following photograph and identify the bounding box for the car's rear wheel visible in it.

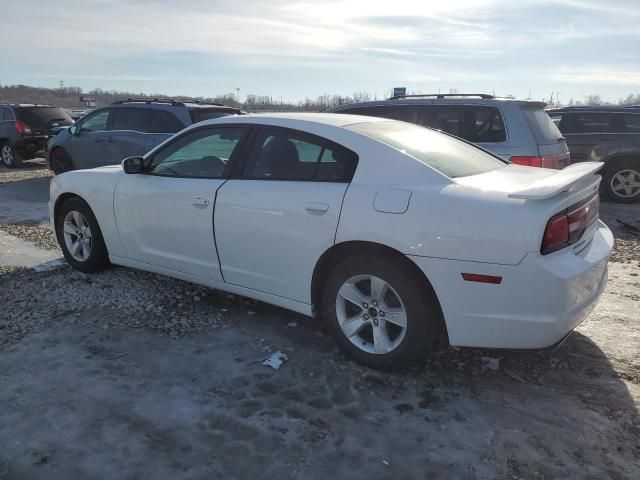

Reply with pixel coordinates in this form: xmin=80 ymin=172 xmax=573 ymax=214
xmin=56 ymin=197 xmax=110 ymax=273
xmin=1 ymin=141 xmax=21 ymax=168
xmin=602 ymin=160 xmax=640 ymax=203
xmin=322 ymin=254 xmax=442 ymax=370
xmin=50 ymin=148 xmax=73 ymax=174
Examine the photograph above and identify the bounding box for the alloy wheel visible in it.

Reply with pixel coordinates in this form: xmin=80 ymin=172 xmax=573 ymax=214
xmin=335 ymin=274 xmax=408 ymax=355
xmin=1 ymin=145 xmax=14 ymax=167
xmin=611 ymin=169 xmax=640 ymax=198
xmin=63 ymin=210 xmax=92 ymax=262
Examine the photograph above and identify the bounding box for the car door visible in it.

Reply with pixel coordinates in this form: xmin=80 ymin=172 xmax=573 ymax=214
xmin=214 ymin=126 xmax=358 ymax=304
xmin=71 ymin=108 xmax=111 ymax=167
xmin=558 ymin=112 xmax=621 ymax=163
xmin=113 ymin=125 xmax=247 ymax=280
xmin=104 ymin=107 xmax=156 ymax=165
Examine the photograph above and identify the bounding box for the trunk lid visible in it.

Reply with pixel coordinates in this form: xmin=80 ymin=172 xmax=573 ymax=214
xmin=16 ymin=107 xmax=74 ymax=135
xmin=455 ymin=163 xmax=603 ymax=253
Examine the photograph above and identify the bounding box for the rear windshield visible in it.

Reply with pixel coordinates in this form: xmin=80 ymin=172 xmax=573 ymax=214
xmin=521 ymin=107 xmax=563 ymax=143
xmin=347 ymin=121 xmax=507 ymax=178
xmin=16 ymin=107 xmax=73 ymax=128
xmin=189 ymin=109 xmax=238 ymax=123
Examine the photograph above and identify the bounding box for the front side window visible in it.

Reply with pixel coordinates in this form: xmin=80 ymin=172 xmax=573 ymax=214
xmin=242 ymin=128 xmax=358 ymax=182
xmin=111 ymin=108 xmax=149 ymax=132
xmin=347 ymin=120 xmax=506 ymax=178
xmin=148 ymin=127 xmax=244 ymax=178
xmin=80 ymin=110 xmax=110 ymax=133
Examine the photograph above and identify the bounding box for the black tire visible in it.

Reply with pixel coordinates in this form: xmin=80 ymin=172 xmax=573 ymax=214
xmin=49 ymin=148 xmax=73 ymax=175
xmin=602 ymin=159 xmax=640 ymax=203
xmin=322 ymin=254 xmax=442 ymax=370
xmin=1 ymin=141 xmax=22 ymax=168
xmin=55 ymin=197 xmax=110 ymax=273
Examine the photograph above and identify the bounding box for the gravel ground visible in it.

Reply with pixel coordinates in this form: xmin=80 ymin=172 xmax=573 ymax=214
xmin=0 ymin=167 xmax=639 ymax=479
xmin=0 ymin=223 xmax=59 ymax=251
xmin=0 ymin=161 xmax=52 ymax=184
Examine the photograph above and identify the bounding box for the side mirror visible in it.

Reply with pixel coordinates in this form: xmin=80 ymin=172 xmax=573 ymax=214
xmin=122 ymin=156 xmax=145 ymax=174
xmin=69 ymin=125 xmax=79 ymax=135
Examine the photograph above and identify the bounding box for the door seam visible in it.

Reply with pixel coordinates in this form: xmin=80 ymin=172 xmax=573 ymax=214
xmin=212 ymin=179 xmax=229 ymax=283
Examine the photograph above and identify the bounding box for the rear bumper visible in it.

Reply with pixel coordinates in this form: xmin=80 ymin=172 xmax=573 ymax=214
xmin=15 ymin=136 xmax=50 ymax=157
xmin=409 ymin=221 xmax=613 ymax=349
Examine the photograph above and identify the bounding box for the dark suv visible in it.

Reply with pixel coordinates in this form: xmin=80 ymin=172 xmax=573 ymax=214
xmin=47 ymin=99 xmax=241 ymax=174
xmin=0 ymin=104 xmax=74 ymax=168
xmin=547 ymin=106 xmax=640 ymax=203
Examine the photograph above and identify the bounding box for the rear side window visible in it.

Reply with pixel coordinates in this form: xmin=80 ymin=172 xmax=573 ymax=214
xmin=242 ymin=128 xmax=358 ymax=182
xmin=148 ymin=110 xmax=185 ymax=133
xmin=0 ymin=108 xmax=6 ymax=121
xmin=557 ymin=112 xmax=623 ymax=134
xmin=16 ymin=107 xmax=73 ymax=128
xmin=190 ymin=109 xmax=237 ymax=123
xmin=521 ymin=107 xmax=563 ymax=143
xmin=111 ymin=108 xmax=149 ymax=132
xmin=623 ymin=114 xmax=640 ymax=133
xmin=429 ymin=106 xmax=507 ymax=143
xmin=347 ymin=121 xmax=506 ymax=178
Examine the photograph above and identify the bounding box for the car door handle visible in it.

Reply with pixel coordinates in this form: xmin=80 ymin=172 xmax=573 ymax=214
xmin=305 ymin=202 xmax=329 ymax=215
xmin=192 ymin=198 xmax=210 ymax=207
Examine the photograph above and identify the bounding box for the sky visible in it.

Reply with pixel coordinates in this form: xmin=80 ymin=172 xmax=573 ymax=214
xmin=1 ymin=0 xmax=639 ymax=103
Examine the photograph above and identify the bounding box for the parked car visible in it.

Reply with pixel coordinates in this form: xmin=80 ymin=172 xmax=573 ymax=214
xmin=47 ymin=99 xmax=241 ymax=174
xmin=547 ymin=106 xmax=640 ymax=203
xmin=49 ymin=113 xmax=612 ymax=370
xmin=330 ymin=93 xmax=570 ymax=169
xmin=0 ymin=103 xmax=74 ymax=168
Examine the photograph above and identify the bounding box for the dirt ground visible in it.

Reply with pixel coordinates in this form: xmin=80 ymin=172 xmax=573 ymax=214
xmin=0 ymin=162 xmax=638 ymax=479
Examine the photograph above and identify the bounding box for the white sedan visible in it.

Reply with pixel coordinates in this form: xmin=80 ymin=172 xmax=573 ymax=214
xmin=50 ymin=113 xmax=613 ymax=369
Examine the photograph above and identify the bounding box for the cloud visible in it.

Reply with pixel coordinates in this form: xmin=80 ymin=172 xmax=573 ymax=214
xmin=2 ymin=0 xmax=639 ymax=100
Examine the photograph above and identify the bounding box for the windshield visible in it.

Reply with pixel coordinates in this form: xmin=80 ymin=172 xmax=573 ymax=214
xmin=16 ymin=107 xmax=73 ymax=128
xmin=346 ymin=121 xmax=507 ymax=178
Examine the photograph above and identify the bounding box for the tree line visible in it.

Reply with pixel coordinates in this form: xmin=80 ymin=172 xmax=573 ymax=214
xmin=1 ymin=84 xmax=638 ymax=111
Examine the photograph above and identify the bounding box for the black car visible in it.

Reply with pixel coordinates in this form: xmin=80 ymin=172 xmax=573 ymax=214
xmin=548 ymin=106 xmax=640 ymax=203
xmin=0 ymin=104 xmax=74 ymax=168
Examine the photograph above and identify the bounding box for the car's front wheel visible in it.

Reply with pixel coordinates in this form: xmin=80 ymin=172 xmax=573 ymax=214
xmin=602 ymin=159 xmax=640 ymax=203
xmin=50 ymin=148 xmax=74 ymax=174
xmin=322 ymin=254 xmax=442 ymax=370
xmin=56 ymin=197 xmax=110 ymax=272
xmin=1 ymin=141 xmax=21 ymax=168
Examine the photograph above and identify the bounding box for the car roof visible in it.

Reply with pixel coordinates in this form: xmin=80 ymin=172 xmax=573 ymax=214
xmin=330 ymin=97 xmax=547 ymax=111
xmin=547 ymin=106 xmax=640 ymax=113
xmin=0 ymin=103 xmax=60 ymax=108
xmin=199 ymin=112 xmax=389 ymax=128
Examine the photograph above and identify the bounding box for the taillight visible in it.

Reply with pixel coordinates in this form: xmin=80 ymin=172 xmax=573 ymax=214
xmin=541 ymin=214 xmax=569 ymax=254
xmin=541 ymin=194 xmax=599 ymax=254
xmin=15 ymin=120 xmax=31 ymax=135
xmin=511 ymin=154 xmax=568 ymax=169
xmin=511 ymin=156 xmax=542 ymax=167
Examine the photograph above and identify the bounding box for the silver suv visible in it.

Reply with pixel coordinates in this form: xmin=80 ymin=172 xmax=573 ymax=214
xmin=330 ymin=93 xmax=570 ymax=169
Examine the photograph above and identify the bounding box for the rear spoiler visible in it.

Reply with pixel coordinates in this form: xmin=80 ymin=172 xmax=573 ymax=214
xmin=508 ymin=162 xmax=603 ymax=200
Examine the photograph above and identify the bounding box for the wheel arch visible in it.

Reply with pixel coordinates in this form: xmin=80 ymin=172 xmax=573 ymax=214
xmin=311 ymin=240 xmax=447 ymax=335
xmin=601 ymin=154 xmax=640 ymax=173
